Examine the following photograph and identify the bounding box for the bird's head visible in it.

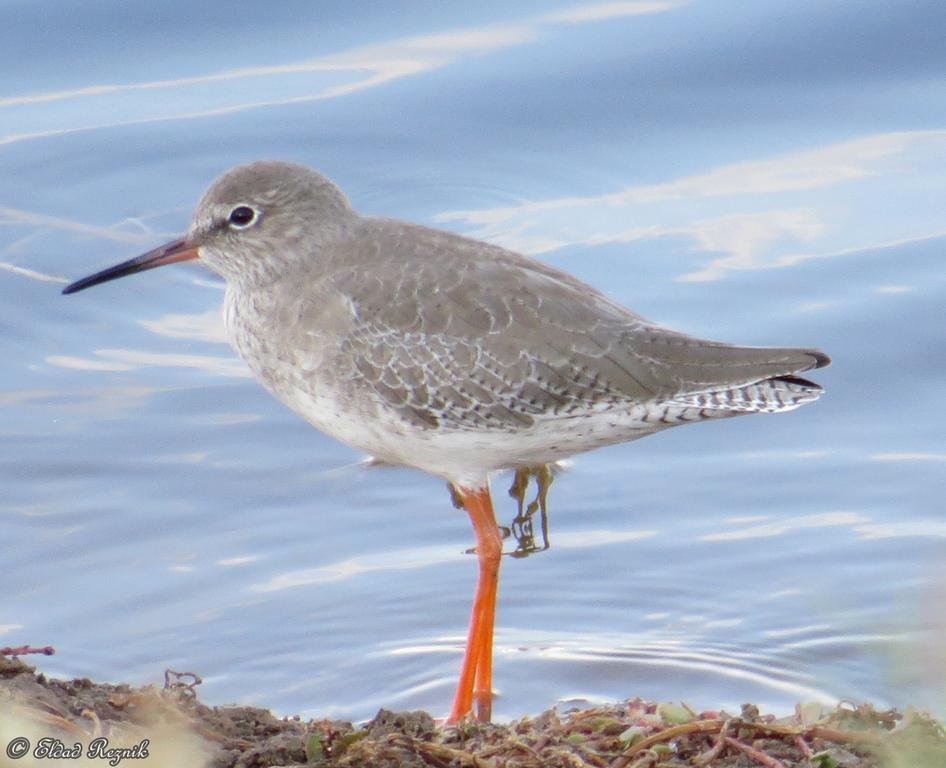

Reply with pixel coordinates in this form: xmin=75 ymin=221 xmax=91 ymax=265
xmin=63 ymin=161 xmax=355 ymax=295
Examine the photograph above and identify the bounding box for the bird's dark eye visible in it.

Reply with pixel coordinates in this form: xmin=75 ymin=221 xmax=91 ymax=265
xmin=228 ymin=205 xmax=258 ymax=229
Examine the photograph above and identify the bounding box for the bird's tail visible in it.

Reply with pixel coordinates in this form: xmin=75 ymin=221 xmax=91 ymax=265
xmin=669 ymin=375 xmax=824 ymax=414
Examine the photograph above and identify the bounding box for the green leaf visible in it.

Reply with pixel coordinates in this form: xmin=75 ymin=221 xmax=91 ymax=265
xmin=305 ymin=733 xmax=324 ymax=762
xmin=618 ymin=726 xmax=645 ymax=746
xmin=657 ymin=702 xmax=692 ymax=724
xmin=810 ymin=751 xmax=839 ymax=768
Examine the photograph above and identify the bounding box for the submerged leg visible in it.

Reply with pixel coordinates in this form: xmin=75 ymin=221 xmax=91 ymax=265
xmin=446 ymin=483 xmax=502 ymax=723
xmin=507 ymin=465 xmax=555 ymax=555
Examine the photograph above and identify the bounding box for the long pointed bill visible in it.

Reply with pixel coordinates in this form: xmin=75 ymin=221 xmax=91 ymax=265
xmin=62 ymin=237 xmax=199 ymax=295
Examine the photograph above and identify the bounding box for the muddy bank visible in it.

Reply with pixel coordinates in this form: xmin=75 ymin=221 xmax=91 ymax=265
xmin=2 ymin=655 xmax=945 ymax=767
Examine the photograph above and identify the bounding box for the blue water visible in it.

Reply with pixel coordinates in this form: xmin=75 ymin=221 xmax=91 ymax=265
xmin=3 ymin=0 xmax=946 ymax=723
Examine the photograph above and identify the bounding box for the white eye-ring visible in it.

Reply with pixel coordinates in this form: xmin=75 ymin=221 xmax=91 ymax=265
xmin=227 ymin=205 xmax=260 ymax=229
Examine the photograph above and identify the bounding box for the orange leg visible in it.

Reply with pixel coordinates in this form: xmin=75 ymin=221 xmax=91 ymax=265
xmin=446 ymin=484 xmax=502 ymax=723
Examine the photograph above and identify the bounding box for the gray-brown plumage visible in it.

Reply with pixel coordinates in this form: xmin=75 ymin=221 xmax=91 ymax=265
xmin=65 ymin=160 xmax=829 ymax=488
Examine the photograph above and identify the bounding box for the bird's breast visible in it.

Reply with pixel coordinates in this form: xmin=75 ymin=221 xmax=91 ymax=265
xmin=221 ymin=285 xmax=408 ymax=456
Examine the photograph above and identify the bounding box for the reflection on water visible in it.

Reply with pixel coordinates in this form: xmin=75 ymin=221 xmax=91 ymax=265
xmin=3 ymin=0 xmax=946 ymax=723
xmin=2 ymin=2 xmax=685 ymax=147
xmin=435 ymin=131 xmax=946 ymax=280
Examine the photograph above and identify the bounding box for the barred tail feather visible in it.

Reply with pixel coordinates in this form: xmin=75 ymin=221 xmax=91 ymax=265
xmin=670 ymin=375 xmax=824 ymax=414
